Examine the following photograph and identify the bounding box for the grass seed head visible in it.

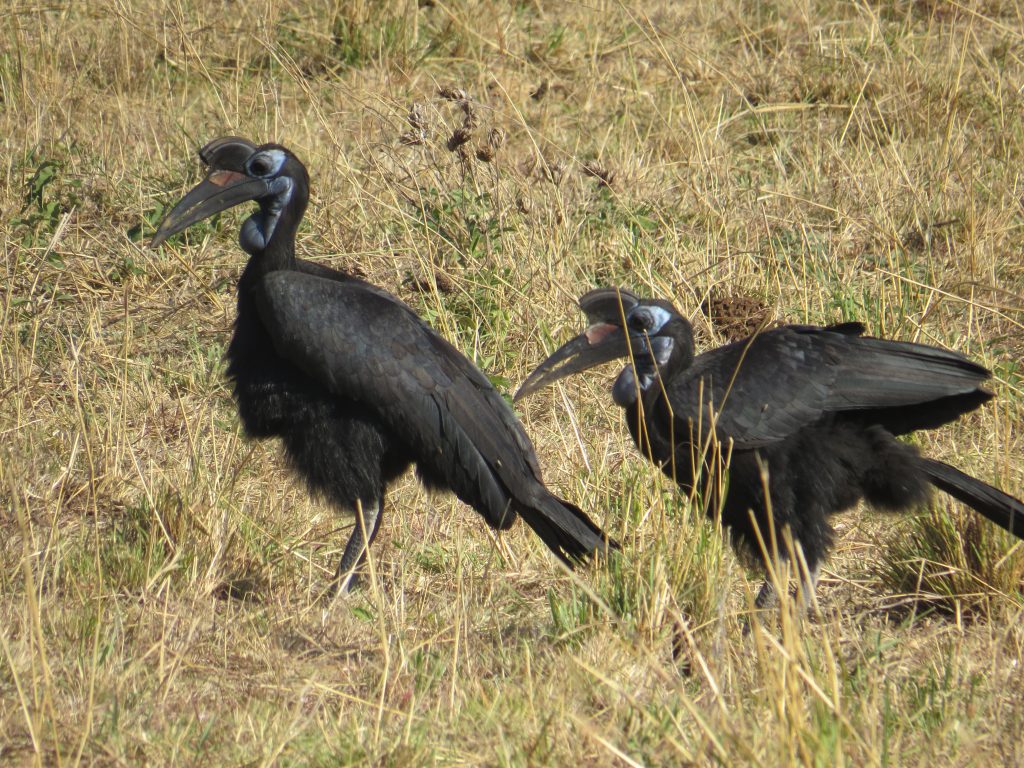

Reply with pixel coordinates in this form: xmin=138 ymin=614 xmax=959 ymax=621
xmin=581 ymin=161 xmax=615 ymax=188
xmin=438 ymin=84 xmax=467 ymax=101
xmin=447 ymin=126 xmax=472 ymax=151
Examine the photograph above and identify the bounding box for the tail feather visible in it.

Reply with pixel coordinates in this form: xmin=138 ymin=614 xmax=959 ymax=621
xmin=923 ymin=459 xmax=1024 ymax=539
xmin=518 ymin=495 xmax=618 ymax=566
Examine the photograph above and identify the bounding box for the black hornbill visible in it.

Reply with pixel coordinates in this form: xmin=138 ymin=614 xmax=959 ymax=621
xmin=150 ymin=137 xmax=611 ymax=589
xmin=516 ymin=287 xmax=1024 ymax=602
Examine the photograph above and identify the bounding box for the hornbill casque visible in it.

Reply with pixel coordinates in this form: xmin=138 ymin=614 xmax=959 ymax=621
xmin=150 ymin=137 xmax=611 ymax=590
xmin=516 ymin=287 xmax=1024 ymax=604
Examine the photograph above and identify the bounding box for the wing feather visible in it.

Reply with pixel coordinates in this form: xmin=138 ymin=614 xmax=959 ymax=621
xmin=667 ymin=326 xmax=991 ymax=447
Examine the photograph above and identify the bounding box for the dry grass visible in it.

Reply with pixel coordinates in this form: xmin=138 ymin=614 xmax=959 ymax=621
xmin=3 ymin=0 xmax=1024 ymax=764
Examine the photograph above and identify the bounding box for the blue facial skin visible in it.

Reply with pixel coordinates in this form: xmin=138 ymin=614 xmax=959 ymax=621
xmin=628 ymin=305 xmax=673 ymax=334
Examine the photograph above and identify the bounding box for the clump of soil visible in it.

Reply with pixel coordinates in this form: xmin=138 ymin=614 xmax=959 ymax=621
xmin=700 ymin=292 xmax=775 ymax=343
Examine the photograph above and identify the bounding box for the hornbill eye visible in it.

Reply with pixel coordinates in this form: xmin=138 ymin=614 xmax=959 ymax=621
xmin=246 ymin=149 xmax=287 ymax=179
xmin=248 ymin=155 xmax=274 ymax=177
xmin=629 ymin=309 xmax=654 ymax=332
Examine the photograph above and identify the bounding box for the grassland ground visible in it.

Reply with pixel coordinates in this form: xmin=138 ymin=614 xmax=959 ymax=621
xmin=2 ymin=1 xmax=1024 ymax=765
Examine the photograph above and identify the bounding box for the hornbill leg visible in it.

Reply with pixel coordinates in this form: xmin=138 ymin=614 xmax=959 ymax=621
xmin=754 ymin=579 xmax=776 ymax=610
xmin=799 ymin=563 xmax=822 ymax=609
xmin=741 ymin=580 xmax=776 ymax=637
xmin=332 ymin=499 xmax=383 ymax=593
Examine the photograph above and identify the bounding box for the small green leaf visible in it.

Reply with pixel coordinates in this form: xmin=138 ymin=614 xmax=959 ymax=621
xmin=351 ymin=606 xmax=374 ymax=622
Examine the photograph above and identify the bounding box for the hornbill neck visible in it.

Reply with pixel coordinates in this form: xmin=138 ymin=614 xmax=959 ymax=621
xmin=656 ymin=320 xmax=695 ymax=379
xmin=612 ymin=319 xmax=694 ymax=407
xmin=239 ymin=185 xmax=308 ymax=278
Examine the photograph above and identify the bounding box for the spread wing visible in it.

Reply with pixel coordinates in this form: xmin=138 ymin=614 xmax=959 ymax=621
xmin=666 ymin=325 xmax=992 ymax=448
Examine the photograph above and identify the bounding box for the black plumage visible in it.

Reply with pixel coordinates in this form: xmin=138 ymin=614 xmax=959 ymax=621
xmin=516 ymin=287 xmax=1024 ymax=600
xmin=151 ymin=137 xmax=610 ymax=590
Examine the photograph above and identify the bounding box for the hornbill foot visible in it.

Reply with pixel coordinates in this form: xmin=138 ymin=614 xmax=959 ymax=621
xmin=326 ymin=567 xmax=364 ymax=596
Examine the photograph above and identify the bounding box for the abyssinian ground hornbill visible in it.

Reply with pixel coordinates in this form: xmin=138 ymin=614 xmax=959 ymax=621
xmin=516 ymin=287 xmax=1024 ymax=603
xmin=150 ymin=137 xmax=611 ymax=590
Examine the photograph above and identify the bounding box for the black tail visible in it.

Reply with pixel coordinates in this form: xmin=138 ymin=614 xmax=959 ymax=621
xmin=518 ymin=495 xmax=618 ymax=566
xmin=923 ymin=459 xmax=1024 ymax=539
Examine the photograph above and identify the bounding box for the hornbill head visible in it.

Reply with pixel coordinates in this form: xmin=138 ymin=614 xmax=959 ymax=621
xmin=515 ymin=287 xmax=695 ymax=407
xmin=150 ymin=136 xmax=309 ymax=254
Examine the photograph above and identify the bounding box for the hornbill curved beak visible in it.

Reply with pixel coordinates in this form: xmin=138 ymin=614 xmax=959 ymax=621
xmin=150 ymin=169 xmax=270 ymax=248
xmin=514 ymin=322 xmax=634 ymax=401
xmin=515 ymin=288 xmax=645 ymax=401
